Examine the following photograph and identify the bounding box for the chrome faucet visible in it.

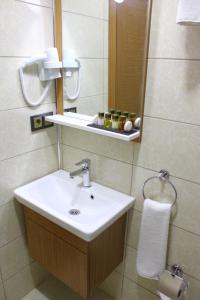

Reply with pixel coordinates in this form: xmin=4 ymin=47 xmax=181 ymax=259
xmin=69 ymin=159 xmax=91 ymax=188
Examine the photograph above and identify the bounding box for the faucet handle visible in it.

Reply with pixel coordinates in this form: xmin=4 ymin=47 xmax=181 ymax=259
xmin=75 ymin=159 xmax=90 ymax=168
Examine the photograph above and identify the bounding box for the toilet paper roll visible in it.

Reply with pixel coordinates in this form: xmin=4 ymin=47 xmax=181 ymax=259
xmin=158 ymin=271 xmax=185 ymax=299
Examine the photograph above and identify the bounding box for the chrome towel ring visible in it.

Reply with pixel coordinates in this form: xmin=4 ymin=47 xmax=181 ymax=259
xmin=142 ymin=169 xmax=177 ymax=208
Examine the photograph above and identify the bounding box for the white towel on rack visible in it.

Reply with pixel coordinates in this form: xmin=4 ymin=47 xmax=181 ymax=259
xmin=136 ymin=199 xmax=171 ymax=280
xmin=176 ymin=0 xmax=200 ymax=25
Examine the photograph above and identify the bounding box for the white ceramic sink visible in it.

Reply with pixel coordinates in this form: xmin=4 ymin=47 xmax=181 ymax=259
xmin=14 ymin=170 xmax=135 ymax=241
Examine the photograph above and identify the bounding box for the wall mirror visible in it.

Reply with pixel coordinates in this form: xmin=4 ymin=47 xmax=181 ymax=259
xmin=54 ymin=0 xmax=152 ymax=141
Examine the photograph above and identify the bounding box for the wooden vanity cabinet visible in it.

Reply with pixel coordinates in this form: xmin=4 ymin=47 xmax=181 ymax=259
xmin=23 ymin=207 xmax=127 ymax=299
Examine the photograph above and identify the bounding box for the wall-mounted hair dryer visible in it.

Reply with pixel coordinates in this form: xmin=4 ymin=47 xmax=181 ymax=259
xmin=19 ymin=48 xmax=62 ymax=107
xmin=63 ymin=48 xmax=81 ymax=101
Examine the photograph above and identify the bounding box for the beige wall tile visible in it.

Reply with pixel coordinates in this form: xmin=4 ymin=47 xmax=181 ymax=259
xmin=122 ymin=277 xmax=158 ymax=300
xmin=63 ymin=59 xmax=104 ymax=100
xmin=149 ymin=0 xmax=200 ymax=59
xmin=64 ymin=95 xmax=104 ymax=116
xmin=104 ymin=59 xmax=108 ymax=95
xmin=0 ymin=145 xmax=58 ymax=206
xmin=63 ymin=145 xmax=132 ymax=194
xmin=4 ymin=262 xmax=48 ymax=300
xmin=168 ymin=226 xmax=200 ymax=281
xmin=104 ymin=94 xmax=108 ymax=112
xmin=104 ymin=21 xmax=108 ymax=58
xmin=62 ymin=0 xmax=105 ymax=19
xmin=124 ymin=246 xmax=158 ymax=295
xmin=104 ymin=0 xmax=109 ymax=20
xmin=145 ymin=59 xmax=200 ymax=125
xmin=0 ymin=58 xmax=55 ymax=111
xmin=126 ymin=207 xmax=200 ymax=284
xmin=131 ymin=166 xmax=200 ymax=237
xmin=16 ymin=0 xmax=52 ymax=7
xmin=0 ymin=201 xmax=25 ymax=247
xmin=126 ymin=209 xmax=141 ymax=249
xmin=184 ymin=276 xmax=200 ymax=300
xmin=0 ymin=0 xmax=54 ymax=295
xmin=134 ymin=117 xmax=200 ymax=184
xmin=62 ymin=11 xmax=104 ymax=58
xmin=0 ymin=1 xmax=53 ymax=57
xmin=62 ymin=127 xmax=134 ymax=163
xmin=0 ymin=284 xmax=5 ymax=300
xmin=100 ymin=271 xmax=123 ymax=299
xmin=0 ymin=235 xmax=32 ymax=281
xmin=0 ymin=103 xmax=56 ymax=161
xmin=125 ymin=206 xmax=200 ymax=293
xmin=23 ymin=275 xmax=113 ymax=300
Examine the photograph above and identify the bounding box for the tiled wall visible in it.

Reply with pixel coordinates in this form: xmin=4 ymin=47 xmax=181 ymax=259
xmin=0 ymin=0 xmax=58 ymax=299
xmin=62 ymin=0 xmax=108 ymax=115
xmin=62 ymin=0 xmax=200 ymax=299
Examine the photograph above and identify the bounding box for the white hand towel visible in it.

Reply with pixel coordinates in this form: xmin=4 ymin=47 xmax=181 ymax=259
xmin=136 ymin=199 xmax=171 ymax=279
xmin=176 ymin=0 xmax=200 ymax=25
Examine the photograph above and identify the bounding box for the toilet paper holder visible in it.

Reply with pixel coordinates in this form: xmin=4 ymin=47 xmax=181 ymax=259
xmin=171 ymin=264 xmax=183 ymax=278
xmin=170 ymin=264 xmax=189 ymax=294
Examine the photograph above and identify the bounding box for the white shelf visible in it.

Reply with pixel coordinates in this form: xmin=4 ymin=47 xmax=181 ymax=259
xmin=45 ymin=113 xmax=140 ymax=142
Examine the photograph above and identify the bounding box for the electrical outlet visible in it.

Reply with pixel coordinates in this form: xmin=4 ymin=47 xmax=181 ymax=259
xmin=43 ymin=112 xmax=54 ymax=128
xmin=33 ymin=116 xmax=43 ymax=130
xmin=30 ymin=112 xmax=54 ymax=132
xmin=64 ymin=107 xmax=77 ymax=113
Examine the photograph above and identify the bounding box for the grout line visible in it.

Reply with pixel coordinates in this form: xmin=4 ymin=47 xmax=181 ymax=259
xmin=65 ymin=93 xmax=105 ymax=102
xmin=144 ymin=114 xmax=200 ymax=128
xmin=0 ymin=56 xmax=31 ymax=59
xmin=124 ymin=243 xmax=200 ymax=284
xmin=123 ymin=274 xmax=158 ymax=298
xmin=148 ymin=57 xmax=200 ymax=61
xmin=62 ymin=143 xmax=133 ymax=166
xmin=0 ymin=101 xmax=56 ymax=113
xmin=62 ymin=9 xmax=109 ymax=22
xmin=0 ymin=143 xmax=57 ymax=164
xmin=62 ymin=142 xmax=200 ymax=187
xmin=132 ymin=164 xmax=200 ymax=188
xmin=3 ymin=260 xmax=36 ymax=283
xmin=76 ymin=57 xmax=108 ymax=60
xmin=62 ymin=141 xmax=200 ymax=188
xmin=0 ymin=56 xmax=109 ymax=60
xmin=15 ymin=0 xmax=52 ymax=9
xmin=170 ymin=223 xmax=200 ymax=240
xmin=0 ymin=234 xmax=26 ymax=250
xmin=133 ymin=206 xmax=200 ymax=240
xmin=0 ymin=265 xmax=6 ymax=300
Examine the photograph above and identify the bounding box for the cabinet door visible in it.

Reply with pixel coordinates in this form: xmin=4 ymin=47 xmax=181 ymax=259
xmin=26 ymin=219 xmax=89 ymax=298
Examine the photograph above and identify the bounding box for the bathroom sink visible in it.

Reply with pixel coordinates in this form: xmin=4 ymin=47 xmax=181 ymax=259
xmin=14 ymin=170 xmax=134 ymax=241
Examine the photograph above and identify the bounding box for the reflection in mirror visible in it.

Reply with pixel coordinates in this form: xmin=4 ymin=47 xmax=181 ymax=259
xmin=62 ymin=0 xmax=108 ymax=116
xmin=60 ymin=0 xmax=151 ymax=127
xmin=109 ymin=0 xmax=151 ymax=119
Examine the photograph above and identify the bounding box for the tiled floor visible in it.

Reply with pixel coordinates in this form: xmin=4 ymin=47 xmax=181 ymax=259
xmin=22 ymin=276 xmax=113 ymax=300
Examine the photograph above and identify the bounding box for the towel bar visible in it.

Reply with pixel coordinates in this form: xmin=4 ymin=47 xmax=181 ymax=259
xmin=142 ymin=169 xmax=177 ymax=208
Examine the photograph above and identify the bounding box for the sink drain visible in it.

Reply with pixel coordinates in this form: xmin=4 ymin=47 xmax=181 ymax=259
xmin=69 ymin=209 xmax=80 ymax=216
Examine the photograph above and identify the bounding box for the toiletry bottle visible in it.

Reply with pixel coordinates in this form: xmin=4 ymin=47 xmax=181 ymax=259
xmin=116 ymin=110 xmax=121 ymax=116
xmin=112 ymin=114 xmax=119 ymax=129
xmin=109 ymin=108 xmax=115 ymax=115
xmin=122 ymin=112 xmax=129 ymax=118
xmin=118 ymin=115 xmax=126 ymax=131
xmin=104 ymin=113 xmax=112 ymax=128
xmin=129 ymin=113 xmax=137 ymax=128
xmin=98 ymin=112 xmax=105 ymax=126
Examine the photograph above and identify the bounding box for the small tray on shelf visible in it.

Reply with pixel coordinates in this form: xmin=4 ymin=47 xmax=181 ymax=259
xmin=45 ymin=114 xmax=140 ymax=142
xmin=87 ymin=123 xmax=139 ymax=136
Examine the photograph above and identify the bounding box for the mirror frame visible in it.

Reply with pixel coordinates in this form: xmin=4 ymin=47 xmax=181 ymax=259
xmin=54 ymin=0 xmax=64 ymax=115
xmin=54 ymin=0 xmax=152 ymax=142
xmin=109 ymin=0 xmax=152 ymax=142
